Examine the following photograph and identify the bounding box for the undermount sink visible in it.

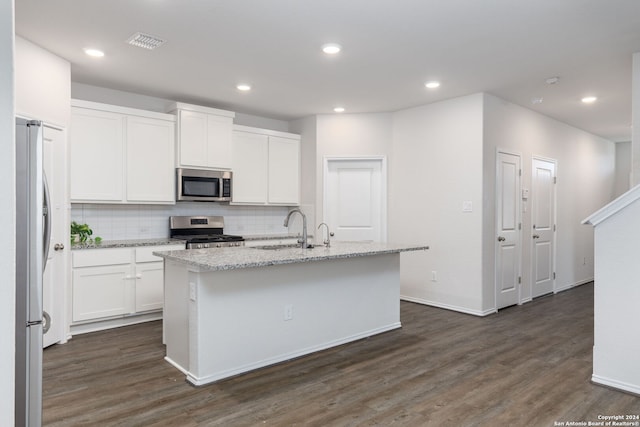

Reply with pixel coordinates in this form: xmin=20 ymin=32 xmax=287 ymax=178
xmin=254 ymin=244 xmax=315 ymax=250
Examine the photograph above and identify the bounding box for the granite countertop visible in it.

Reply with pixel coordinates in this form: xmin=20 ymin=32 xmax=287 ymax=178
xmin=242 ymin=233 xmax=311 ymax=241
xmin=153 ymin=241 xmax=429 ymax=272
xmin=71 ymin=234 xmax=306 ymax=250
xmin=71 ymin=238 xmax=186 ymax=250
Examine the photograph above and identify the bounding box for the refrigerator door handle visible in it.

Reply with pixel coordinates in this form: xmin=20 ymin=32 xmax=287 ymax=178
xmin=43 ymin=171 xmax=51 ymax=273
xmin=42 ymin=311 xmax=51 ymax=334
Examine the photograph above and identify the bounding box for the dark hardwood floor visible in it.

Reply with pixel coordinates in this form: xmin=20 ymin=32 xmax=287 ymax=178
xmin=43 ymin=282 xmax=640 ymax=426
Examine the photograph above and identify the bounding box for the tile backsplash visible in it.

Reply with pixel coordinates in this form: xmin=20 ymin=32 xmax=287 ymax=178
xmin=71 ymin=203 xmax=293 ymax=240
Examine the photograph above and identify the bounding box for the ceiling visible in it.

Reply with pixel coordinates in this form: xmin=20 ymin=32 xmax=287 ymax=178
xmin=15 ymin=0 xmax=640 ymax=142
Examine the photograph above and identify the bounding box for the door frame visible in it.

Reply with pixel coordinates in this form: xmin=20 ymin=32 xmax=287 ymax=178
xmin=531 ymin=155 xmax=558 ymax=297
xmin=322 ymin=156 xmax=388 ymax=242
xmin=42 ymin=123 xmax=69 ymax=346
xmin=494 ymin=148 xmax=523 ymax=310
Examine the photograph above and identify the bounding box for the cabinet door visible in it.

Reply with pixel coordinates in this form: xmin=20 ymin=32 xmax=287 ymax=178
xmin=206 ymin=114 xmax=233 ymax=169
xmin=126 ymin=116 xmax=175 ymax=203
xmin=70 ymin=108 xmax=124 ymax=202
xmin=178 ymin=110 xmax=208 ymax=168
xmin=178 ymin=110 xmax=233 ymax=169
xmin=135 ymin=262 xmax=164 ymax=312
xmin=268 ymin=136 xmax=300 ymax=205
xmin=72 ymin=265 xmax=133 ymax=322
xmin=232 ymin=131 xmax=269 ymax=204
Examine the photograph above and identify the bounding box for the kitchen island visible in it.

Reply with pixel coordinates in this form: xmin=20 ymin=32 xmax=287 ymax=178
xmin=154 ymin=241 xmax=428 ymax=386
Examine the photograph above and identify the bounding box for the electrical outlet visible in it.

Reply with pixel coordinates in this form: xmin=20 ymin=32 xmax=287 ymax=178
xmin=431 ymin=271 xmax=437 ymax=282
xmin=284 ymin=304 xmax=293 ymax=321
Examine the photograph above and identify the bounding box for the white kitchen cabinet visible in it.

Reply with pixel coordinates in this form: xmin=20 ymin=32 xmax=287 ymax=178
xmin=169 ymin=102 xmax=235 ymax=170
xmin=70 ymin=99 xmax=176 ymax=204
xmin=232 ymin=125 xmax=301 ymax=206
xmin=70 ymin=107 xmax=124 ymax=202
xmin=71 ymin=244 xmax=184 ymax=329
xmin=232 ymin=131 xmax=269 ymax=203
xmin=72 ymin=248 xmax=132 ymax=322
xmin=126 ymin=115 xmax=175 ymax=203
xmin=268 ymin=136 xmax=300 ymax=205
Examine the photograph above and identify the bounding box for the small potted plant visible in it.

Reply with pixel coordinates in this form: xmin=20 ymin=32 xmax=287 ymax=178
xmin=70 ymin=221 xmax=101 ymax=245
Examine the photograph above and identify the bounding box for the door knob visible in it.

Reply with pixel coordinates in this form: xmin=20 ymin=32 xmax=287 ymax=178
xmin=497 ymin=236 xmax=506 ymax=242
xmin=532 ymin=234 xmax=540 ymax=239
xmin=54 ymin=243 xmax=64 ymax=251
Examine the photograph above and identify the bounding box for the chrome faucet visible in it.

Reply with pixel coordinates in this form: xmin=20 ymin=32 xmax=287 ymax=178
xmin=317 ymin=222 xmax=331 ymax=247
xmin=284 ymin=208 xmax=308 ymax=249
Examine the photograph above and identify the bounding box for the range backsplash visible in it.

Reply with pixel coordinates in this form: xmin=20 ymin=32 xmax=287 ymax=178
xmin=70 ymin=203 xmax=292 ymax=240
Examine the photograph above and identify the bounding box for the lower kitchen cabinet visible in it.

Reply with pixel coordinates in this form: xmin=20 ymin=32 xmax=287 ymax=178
xmin=71 ymin=244 xmax=184 ymax=331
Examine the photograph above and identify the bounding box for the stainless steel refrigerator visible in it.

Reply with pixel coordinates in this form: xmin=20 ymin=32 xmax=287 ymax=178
xmin=15 ymin=117 xmax=51 ymax=427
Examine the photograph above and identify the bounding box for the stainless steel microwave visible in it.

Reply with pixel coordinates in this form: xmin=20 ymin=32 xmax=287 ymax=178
xmin=176 ymin=168 xmax=232 ymax=202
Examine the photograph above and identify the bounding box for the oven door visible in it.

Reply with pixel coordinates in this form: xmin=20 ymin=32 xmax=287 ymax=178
xmin=177 ymin=168 xmax=231 ymax=201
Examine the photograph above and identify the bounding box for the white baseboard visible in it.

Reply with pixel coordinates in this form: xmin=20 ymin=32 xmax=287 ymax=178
xmin=592 ymin=374 xmax=640 ymax=396
xmin=186 ymin=322 xmax=402 ymax=386
xmin=70 ymin=311 xmax=162 ymax=336
xmin=400 ymin=295 xmax=495 ymax=317
xmin=555 ymin=278 xmax=594 ymax=293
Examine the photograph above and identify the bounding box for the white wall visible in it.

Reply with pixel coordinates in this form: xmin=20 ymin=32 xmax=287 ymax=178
xmin=1 ymin=0 xmax=15 ymax=422
xmin=589 ymin=195 xmax=640 ymax=395
xmin=483 ymin=93 xmax=615 ymax=311
xmin=390 ymin=94 xmax=486 ymax=315
xmin=615 ymin=141 xmax=632 ymax=197
xmin=289 ymin=116 xmax=318 ymax=235
xmin=15 ymin=37 xmax=70 ymax=127
xmin=633 ymin=52 xmax=640 ymax=185
xmin=314 ymin=113 xmax=393 ymax=230
xmin=72 ymin=82 xmax=290 ymax=132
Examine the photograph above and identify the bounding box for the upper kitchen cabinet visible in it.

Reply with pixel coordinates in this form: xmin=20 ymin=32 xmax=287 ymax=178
xmin=70 ymin=100 xmax=176 ymax=204
xmin=168 ymin=102 xmax=235 ymax=170
xmin=232 ymin=125 xmax=300 ymax=206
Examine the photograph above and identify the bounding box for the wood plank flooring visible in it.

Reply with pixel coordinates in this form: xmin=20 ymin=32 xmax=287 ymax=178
xmin=43 ymin=282 xmax=640 ymax=426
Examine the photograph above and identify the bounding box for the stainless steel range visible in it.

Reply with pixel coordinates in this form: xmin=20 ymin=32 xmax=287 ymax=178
xmin=170 ymin=216 xmax=244 ymax=249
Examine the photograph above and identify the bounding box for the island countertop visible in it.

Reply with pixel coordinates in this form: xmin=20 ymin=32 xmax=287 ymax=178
xmin=154 ymin=241 xmax=428 ymax=272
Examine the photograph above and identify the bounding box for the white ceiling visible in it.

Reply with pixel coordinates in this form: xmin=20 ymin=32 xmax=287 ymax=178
xmin=15 ymin=0 xmax=640 ymax=142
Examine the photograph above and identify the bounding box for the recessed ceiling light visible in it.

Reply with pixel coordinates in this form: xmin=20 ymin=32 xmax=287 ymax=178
xmin=333 ymin=107 xmax=345 ymax=113
xmin=236 ymin=84 xmax=251 ymax=91
xmin=531 ymin=97 xmax=544 ymax=104
xmin=425 ymin=81 xmax=440 ymax=89
xmin=322 ymin=43 xmax=342 ymax=55
xmin=545 ymin=76 xmax=560 ymax=85
xmin=582 ymin=96 xmax=597 ymax=104
xmin=126 ymin=32 xmax=166 ymax=50
xmin=83 ymin=48 xmax=104 ymax=57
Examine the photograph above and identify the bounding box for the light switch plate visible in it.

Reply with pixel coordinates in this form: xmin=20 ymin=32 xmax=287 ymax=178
xmin=462 ymin=201 xmax=473 ymax=212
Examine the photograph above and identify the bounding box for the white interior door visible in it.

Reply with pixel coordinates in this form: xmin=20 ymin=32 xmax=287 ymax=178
xmin=324 ymin=158 xmax=386 ymax=242
xmin=42 ymin=125 xmax=67 ymax=347
xmin=531 ymin=157 xmax=556 ymax=298
xmin=495 ymin=151 xmax=522 ymax=309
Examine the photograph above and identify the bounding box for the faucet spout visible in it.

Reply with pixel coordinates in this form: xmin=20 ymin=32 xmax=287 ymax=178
xmin=318 ymin=222 xmax=331 ymax=247
xmin=284 ymin=208 xmax=308 ymax=249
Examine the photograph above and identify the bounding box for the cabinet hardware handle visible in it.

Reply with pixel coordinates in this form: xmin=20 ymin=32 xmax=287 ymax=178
xmin=533 ymin=234 xmax=540 ymax=239
xmin=497 ymin=236 xmax=506 ymax=242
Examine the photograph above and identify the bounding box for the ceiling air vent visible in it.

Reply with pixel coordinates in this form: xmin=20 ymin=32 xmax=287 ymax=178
xmin=126 ymin=32 xmax=166 ymax=50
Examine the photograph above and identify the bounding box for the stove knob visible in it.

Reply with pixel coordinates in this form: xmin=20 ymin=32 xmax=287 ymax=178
xmin=216 ymin=243 xmax=222 ymax=248
xmin=204 ymin=243 xmax=210 ymax=248
xmin=195 ymin=244 xmax=201 ymax=249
